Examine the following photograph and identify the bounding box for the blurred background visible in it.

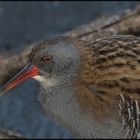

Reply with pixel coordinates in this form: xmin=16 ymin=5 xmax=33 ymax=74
xmin=0 ymin=1 xmax=139 ymax=139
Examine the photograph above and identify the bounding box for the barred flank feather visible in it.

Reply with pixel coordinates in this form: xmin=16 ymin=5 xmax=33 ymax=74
xmin=119 ymin=94 xmax=140 ymax=138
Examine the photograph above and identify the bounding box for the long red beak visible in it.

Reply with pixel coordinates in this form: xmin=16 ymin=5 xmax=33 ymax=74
xmin=0 ymin=63 xmax=39 ymax=96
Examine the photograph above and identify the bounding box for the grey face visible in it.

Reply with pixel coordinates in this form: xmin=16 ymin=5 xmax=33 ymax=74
xmin=30 ymin=40 xmax=80 ymax=86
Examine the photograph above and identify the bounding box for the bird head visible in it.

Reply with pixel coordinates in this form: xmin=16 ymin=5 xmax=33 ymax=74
xmin=0 ymin=36 xmax=81 ymax=95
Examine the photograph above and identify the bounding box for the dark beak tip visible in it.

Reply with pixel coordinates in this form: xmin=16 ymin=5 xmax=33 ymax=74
xmin=0 ymin=87 xmax=4 ymax=96
xmin=0 ymin=87 xmax=7 ymax=96
xmin=0 ymin=63 xmax=39 ymax=96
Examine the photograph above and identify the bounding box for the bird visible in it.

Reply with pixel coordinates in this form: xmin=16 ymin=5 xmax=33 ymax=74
xmin=0 ymin=35 xmax=140 ymax=139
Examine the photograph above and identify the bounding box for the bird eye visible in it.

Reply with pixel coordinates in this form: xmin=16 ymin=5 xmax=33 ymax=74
xmin=41 ymin=55 xmax=52 ymax=62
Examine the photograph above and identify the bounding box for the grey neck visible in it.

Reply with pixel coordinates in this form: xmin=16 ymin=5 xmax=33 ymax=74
xmin=38 ymin=82 xmax=124 ymax=139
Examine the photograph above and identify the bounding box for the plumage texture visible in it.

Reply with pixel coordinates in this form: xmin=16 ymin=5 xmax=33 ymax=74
xmin=1 ymin=35 xmax=140 ymax=138
xmin=74 ymin=35 xmax=140 ymax=138
xmin=27 ymin=35 xmax=140 ymax=138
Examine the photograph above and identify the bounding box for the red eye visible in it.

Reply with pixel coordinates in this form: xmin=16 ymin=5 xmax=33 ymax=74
xmin=41 ymin=55 xmax=52 ymax=62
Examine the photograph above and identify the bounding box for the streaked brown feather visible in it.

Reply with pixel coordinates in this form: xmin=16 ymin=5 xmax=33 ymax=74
xmin=74 ymin=35 xmax=140 ymax=120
